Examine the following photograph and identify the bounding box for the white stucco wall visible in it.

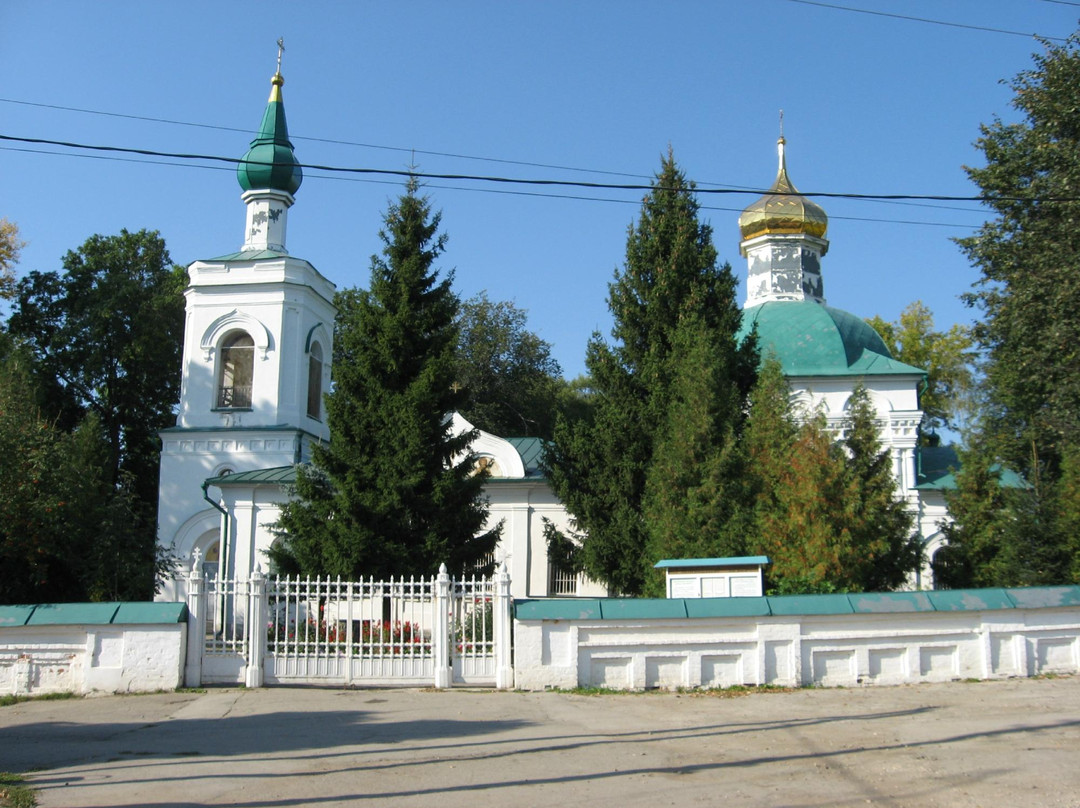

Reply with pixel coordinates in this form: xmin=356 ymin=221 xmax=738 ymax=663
xmin=0 ymin=624 xmax=186 ymax=696
xmin=514 ymin=605 xmax=1080 ymax=691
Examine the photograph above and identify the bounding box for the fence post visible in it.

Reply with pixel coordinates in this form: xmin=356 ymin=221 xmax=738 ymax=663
xmin=434 ymin=564 xmax=452 ymax=689
xmin=185 ymin=550 xmax=206 ymax=687
xmin=246 ymin=566 xmax=267 ymax=688
xmin=494 ymin=562 xmax=514 ymax=689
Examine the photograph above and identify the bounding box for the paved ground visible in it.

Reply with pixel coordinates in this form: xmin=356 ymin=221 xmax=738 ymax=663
xmin=1 ymin=677 xmax=1079 ymax=807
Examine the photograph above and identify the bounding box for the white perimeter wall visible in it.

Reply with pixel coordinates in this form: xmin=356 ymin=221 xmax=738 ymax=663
xmin=0 ymin=624 xmax=186 ymax=696
xmin=515 ymin=608 xmax=1080 ymax=691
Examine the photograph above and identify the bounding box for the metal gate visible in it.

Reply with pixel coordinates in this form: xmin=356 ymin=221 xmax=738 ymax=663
xmin=184 ymin=561 xmax=512 ymax=689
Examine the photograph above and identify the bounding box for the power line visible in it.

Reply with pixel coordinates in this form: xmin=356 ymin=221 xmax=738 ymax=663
xmin=0 ymin=96 xmax=990 ymax=215
xmin=1 ymin=143 xmax=982 ymax=230
xmin=2 ymin=133 xmax=1071 ymax=205
xmin=0 ymin=97 xmax=655 ymax=182
xmin=781 ymin=0 xmax=1070 ymax=41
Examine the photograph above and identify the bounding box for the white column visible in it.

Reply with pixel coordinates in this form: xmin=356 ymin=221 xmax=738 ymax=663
xmin=245 ymin=566 xmax=267 ymax=688
xmin=184 ymin=551 xmax=206 ymax=687
xmin=494 ymin=562 xmax=514 ymax=690
xmin=433 ymin=564 xmax=452 ymax=689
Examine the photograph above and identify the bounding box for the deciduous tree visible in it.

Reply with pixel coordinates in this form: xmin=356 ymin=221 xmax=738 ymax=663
xmin=7 ymin=229 xmax=186 ymax=508
xmin=454 ymin=292 xmax=562 ymax=439
xmin=865 ymin=301 xmax=975 ymax=438
xmin=0 ymin=217 xmax=25 ymax=301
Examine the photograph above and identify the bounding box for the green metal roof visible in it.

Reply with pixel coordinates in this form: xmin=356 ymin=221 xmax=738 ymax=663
xmin=685 ymin=597 xmax=771 ymax=618
xmin=504 ymin=437 xmax=547 ymax=477
xmin=655 ymin=556 xmax=769 ymax=569
xmin=738 ymin=301 xmax=927 ymax=377
xmin=514 ymin=585 xmax=1080 ymax=621
xmin=0 ymin=605 xmax=36 ymax=627
xmin=236 ymin=74 xmax=302 ymax=195
xmin=914 ymin=445 xmax=1029 ymax=491
xmin=201 ymin=248 xmax=290 ymax=262
xmin=206 ymin=436 xmax=546 ymax=489
xmin=206 ymin=465 xmax=297 ymax=486
xmin=1 ymin=602 xmax=187 ymax=626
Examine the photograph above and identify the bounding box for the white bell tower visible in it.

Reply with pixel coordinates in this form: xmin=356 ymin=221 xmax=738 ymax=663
xmin=157 ymin=49 xmax=336 ymax=594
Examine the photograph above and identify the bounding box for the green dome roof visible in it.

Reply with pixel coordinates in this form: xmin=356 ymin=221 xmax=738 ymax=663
xmin=738 ymin=301 xmax=926 ymax=377
xmin=237 ymin=73 xmax=303 ymax=195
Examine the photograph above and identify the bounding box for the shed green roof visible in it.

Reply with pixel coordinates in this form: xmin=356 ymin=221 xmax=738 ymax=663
xmin=739 ymin=300 xmax=926 ymax=377
xmin=655 ymin=556 xmax=769 ymax=569
xmin=0 ymin=602 xmax=186 ymax=626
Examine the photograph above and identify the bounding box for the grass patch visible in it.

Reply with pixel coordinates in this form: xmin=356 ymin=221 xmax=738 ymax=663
xmin=0 ymin=692 xmax=77 ymax=708
xmin=0 ymin=772 xmax=37 ymax=808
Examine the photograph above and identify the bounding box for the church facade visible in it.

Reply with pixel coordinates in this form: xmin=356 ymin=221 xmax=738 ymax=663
xmin=158 ymin=68 xmax=953 ymax=599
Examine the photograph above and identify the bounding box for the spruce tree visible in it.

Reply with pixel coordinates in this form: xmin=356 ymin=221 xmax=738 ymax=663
xmin=641 ymin=314 xmax=756 ymax=594
xmin=273 ymin=180 xmax=499 ymax=579
xmin=837 ymin=387 xmax=919 ymax=591
xmin=547 ymin=152 xmax=755 ymax=595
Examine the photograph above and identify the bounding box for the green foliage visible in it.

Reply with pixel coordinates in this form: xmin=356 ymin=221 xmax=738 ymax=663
xmin=547 ymin=152 xmax=756 ymax=595
xmin=865 ymin=301 xmax=975 ymax=437
xmin=946 ymin=34 xmax=1080 ymax=586
xmin=454 ymin=292 xmax=562 ymax=439
xmin=642 ymin=314 xmax=756 ymax=594
xmin=0 ymin=218 xmax=25 ymax=302
xmin=273 ymin=180 xmax=499 ymax=579
xmin=940 ymin=442 xmax=1069 ymax=587
xmin=0 ymin=352 xmax=164 ymax=601
xmin=8 ymin=230 xmax=186 ymax=498
xmin=6 ymin=230 xmax=185 ymax=598
xmin=957 ymin=34 xmax=1080 ymax=475
xmin=745 ymin=367 xmax=918 ymax=593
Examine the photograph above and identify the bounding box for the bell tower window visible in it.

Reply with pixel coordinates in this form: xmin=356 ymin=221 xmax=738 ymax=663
xmin=307 ymin=341 xmax=324 ymax=420
xmin=217 ymin=331 xmax=254 ymax=409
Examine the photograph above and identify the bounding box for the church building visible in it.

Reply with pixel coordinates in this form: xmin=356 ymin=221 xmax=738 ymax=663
xmin=158 ymin=65 xmax=957 ymax=599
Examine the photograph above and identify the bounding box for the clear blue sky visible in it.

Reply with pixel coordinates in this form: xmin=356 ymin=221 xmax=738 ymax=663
xmin=2 ymin=1 xmax=1077 ymax=379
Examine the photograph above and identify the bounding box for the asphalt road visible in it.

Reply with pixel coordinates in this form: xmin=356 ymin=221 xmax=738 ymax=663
xmin=2 ymin=677 xmax=1078 ymax=807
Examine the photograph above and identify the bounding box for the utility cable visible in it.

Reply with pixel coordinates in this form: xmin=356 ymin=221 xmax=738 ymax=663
xmin=1 ymin=133 xmax=1073 ymax=204
xmin=780 ymin=0 xmax=1069 ymax=41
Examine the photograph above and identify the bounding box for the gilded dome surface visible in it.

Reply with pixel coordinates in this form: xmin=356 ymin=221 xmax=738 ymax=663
xmin=739 ymin=137 xmax=827 ymax=241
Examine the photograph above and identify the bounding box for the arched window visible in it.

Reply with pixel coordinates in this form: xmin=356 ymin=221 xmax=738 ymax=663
xmin=307 ymin=341 xmax=324 ymax=420
xmin=217 ymin=331 xmax=254 ymax=409
xmin=202 ymin=541 xmax=221 ymax=580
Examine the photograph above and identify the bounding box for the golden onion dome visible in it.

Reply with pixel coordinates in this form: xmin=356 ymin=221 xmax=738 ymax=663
xmin=738 ymin=137 xmax=828 ymax=241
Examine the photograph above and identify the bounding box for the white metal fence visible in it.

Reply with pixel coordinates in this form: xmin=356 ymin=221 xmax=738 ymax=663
xmin=184 ymin=558 xmax=513 ymax=689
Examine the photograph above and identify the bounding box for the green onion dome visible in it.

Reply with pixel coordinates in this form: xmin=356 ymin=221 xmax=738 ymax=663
xmin=237 ymin=72 xmax=303 ymax=196
xmin=738 ymin=301 xmax=925 ymax=377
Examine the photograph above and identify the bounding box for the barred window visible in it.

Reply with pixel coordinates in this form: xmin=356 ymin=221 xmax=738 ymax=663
xmin=217 ymin=331 xmax=254 ymax=409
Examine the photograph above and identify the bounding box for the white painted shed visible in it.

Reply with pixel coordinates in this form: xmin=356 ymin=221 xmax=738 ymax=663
xmin=654 ymin=557 xmax=770 ymax=599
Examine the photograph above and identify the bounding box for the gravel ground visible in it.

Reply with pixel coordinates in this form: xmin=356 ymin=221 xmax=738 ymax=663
xmin=1 ymin=677 xmax=1078 ymax=807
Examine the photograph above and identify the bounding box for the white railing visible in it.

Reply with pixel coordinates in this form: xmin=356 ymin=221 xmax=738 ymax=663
xmin=185 ymin=559 xmax=513 ymax=689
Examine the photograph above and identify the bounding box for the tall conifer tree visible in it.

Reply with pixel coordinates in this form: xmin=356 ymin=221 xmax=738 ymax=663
xmin=273 ymin=180 xmax=499 ymax=578
xmin=547 ymin=153 xmax=755 ymax=595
